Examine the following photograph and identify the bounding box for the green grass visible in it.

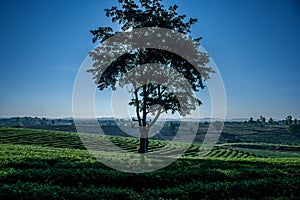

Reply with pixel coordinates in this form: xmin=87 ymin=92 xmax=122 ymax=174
xmin=220 ymin=143 xmax=300 ymax=158
xmin=0 ymin=127 xmax=300 ymax=199
xmin=0 ymin=127 xmax=261 ymax=159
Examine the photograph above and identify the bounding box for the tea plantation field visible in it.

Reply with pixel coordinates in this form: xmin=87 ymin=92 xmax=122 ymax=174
xmin=0 ymin=127 xmax=299 ymax=199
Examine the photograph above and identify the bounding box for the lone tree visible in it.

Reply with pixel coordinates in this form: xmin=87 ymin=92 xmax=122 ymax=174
xmin=88 ymin=0 xmax=214 ymax=153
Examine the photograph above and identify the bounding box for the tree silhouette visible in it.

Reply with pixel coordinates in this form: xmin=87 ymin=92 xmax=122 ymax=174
xmin=285 ymin=115 xmax=293 ymax=126
xmin=248 ymin=117 xmax=254 ymax=124
xmin=260 ymin=116 xmax=266 ymax=124
xmin=259 ymin=115 xmax=266 ymax=127
xmin=268 ymin=118 xmax=274 ymax=124
xmin=88 ymin=0 xmax=213 ymax=153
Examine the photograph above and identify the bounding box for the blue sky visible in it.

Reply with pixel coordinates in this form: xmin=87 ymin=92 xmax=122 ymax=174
xmin=0 ymin=0 xmax=299 ymax=120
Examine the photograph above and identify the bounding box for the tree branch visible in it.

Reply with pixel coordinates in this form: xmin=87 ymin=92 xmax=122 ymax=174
xmin=134 ymin=85 xmax=142 ymax=127
xmin=142 ymin=85 xmax=148 ymax=127
xmin=147 ymin=84 xmax=163 ymax=129
xmin=147 ymin=106 xmax=163 ymax=129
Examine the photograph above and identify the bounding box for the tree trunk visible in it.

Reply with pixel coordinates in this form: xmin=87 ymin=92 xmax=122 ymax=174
xmin=138 ymin=85 xmax=149 ymax=153
xmin=138 ymin=127 xmax=149 ymax=153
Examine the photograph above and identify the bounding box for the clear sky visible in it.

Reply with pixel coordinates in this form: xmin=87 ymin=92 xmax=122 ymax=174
xmin=0 ymin=0 xmax=299 ymax=120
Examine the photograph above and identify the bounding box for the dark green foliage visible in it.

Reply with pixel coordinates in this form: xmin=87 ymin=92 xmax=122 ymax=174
xmin=288 ymin=124 xmax=300 ymax=134
xmin=0 ymin=143 xmax=299 ymax=199
xmin=285 ymin=115 xmax=293 ymax=125
xmin=0 ymin=128 xmax=300 ymax=199
xmin=0 ymin=127 xmax=260 ymax=158
xmin=88 ymin=0 xmax=214 ymax=153
xmin=0 ymin=181 xmax=140 ymax=200
xmin=283 ymin=116 xmax=300 ymax=134
xmin=260 ymin=115 xmax=266 ymax=127
xmin=248 ymin=117 xmax=254 ymax=124
xmin=269 ymin=117 xmax=274 ymax=124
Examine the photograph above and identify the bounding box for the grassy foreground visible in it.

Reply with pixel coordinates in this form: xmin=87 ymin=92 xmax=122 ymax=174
xmin=0 ymin=127 xmax=300 ymax=199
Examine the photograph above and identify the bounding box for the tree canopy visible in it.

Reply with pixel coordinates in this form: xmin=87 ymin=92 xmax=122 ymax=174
xmin=88 ymin=0 xmax=214 ymax=153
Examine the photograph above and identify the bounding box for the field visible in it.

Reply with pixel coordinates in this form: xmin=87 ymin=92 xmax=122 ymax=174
xmin=0 ymin=127 xmax=300 ymax=199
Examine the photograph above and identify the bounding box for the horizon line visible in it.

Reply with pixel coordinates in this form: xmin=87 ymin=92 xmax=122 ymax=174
xmin=0 ymin=115 xmax=292 ymax=121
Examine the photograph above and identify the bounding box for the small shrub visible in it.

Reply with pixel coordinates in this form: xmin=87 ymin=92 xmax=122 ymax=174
xmin=288 ymin=124 xmax=300 ymax=134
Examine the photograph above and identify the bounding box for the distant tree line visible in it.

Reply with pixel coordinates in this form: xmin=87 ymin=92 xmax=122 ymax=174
xmin=247 ymin=115 xmax=300 ymax=134
xmin=247 ymin=116 xmax=276 ymax=126
xmin=0 ymin=117 xmax=74 ymax=127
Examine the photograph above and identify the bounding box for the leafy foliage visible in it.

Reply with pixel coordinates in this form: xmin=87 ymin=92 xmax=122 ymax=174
xmin=288 ymin=124 xmax=300 ymax=134
xmin=0 ymin=128 xmax=300 ymax=199
xmin=88 ymin=0 xmax=214 ymax=152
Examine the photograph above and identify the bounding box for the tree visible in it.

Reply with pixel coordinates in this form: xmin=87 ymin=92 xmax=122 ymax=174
xmin=260 ymin=116 xmax=266 ymax=124
xmin=259 ymin=115 xmax=266 ymax=127
xmin=294 ymin=118 xmax=298 ymax=125
xmin=268 ymin=117 xmax=274 ymax=124
xmin=248 ymin=117 xmax=254 ymax=124
xmin=285 ymin=115 xmax=293 ymax=126
xmin=88 ymin=0 xmax=213 ymax=153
